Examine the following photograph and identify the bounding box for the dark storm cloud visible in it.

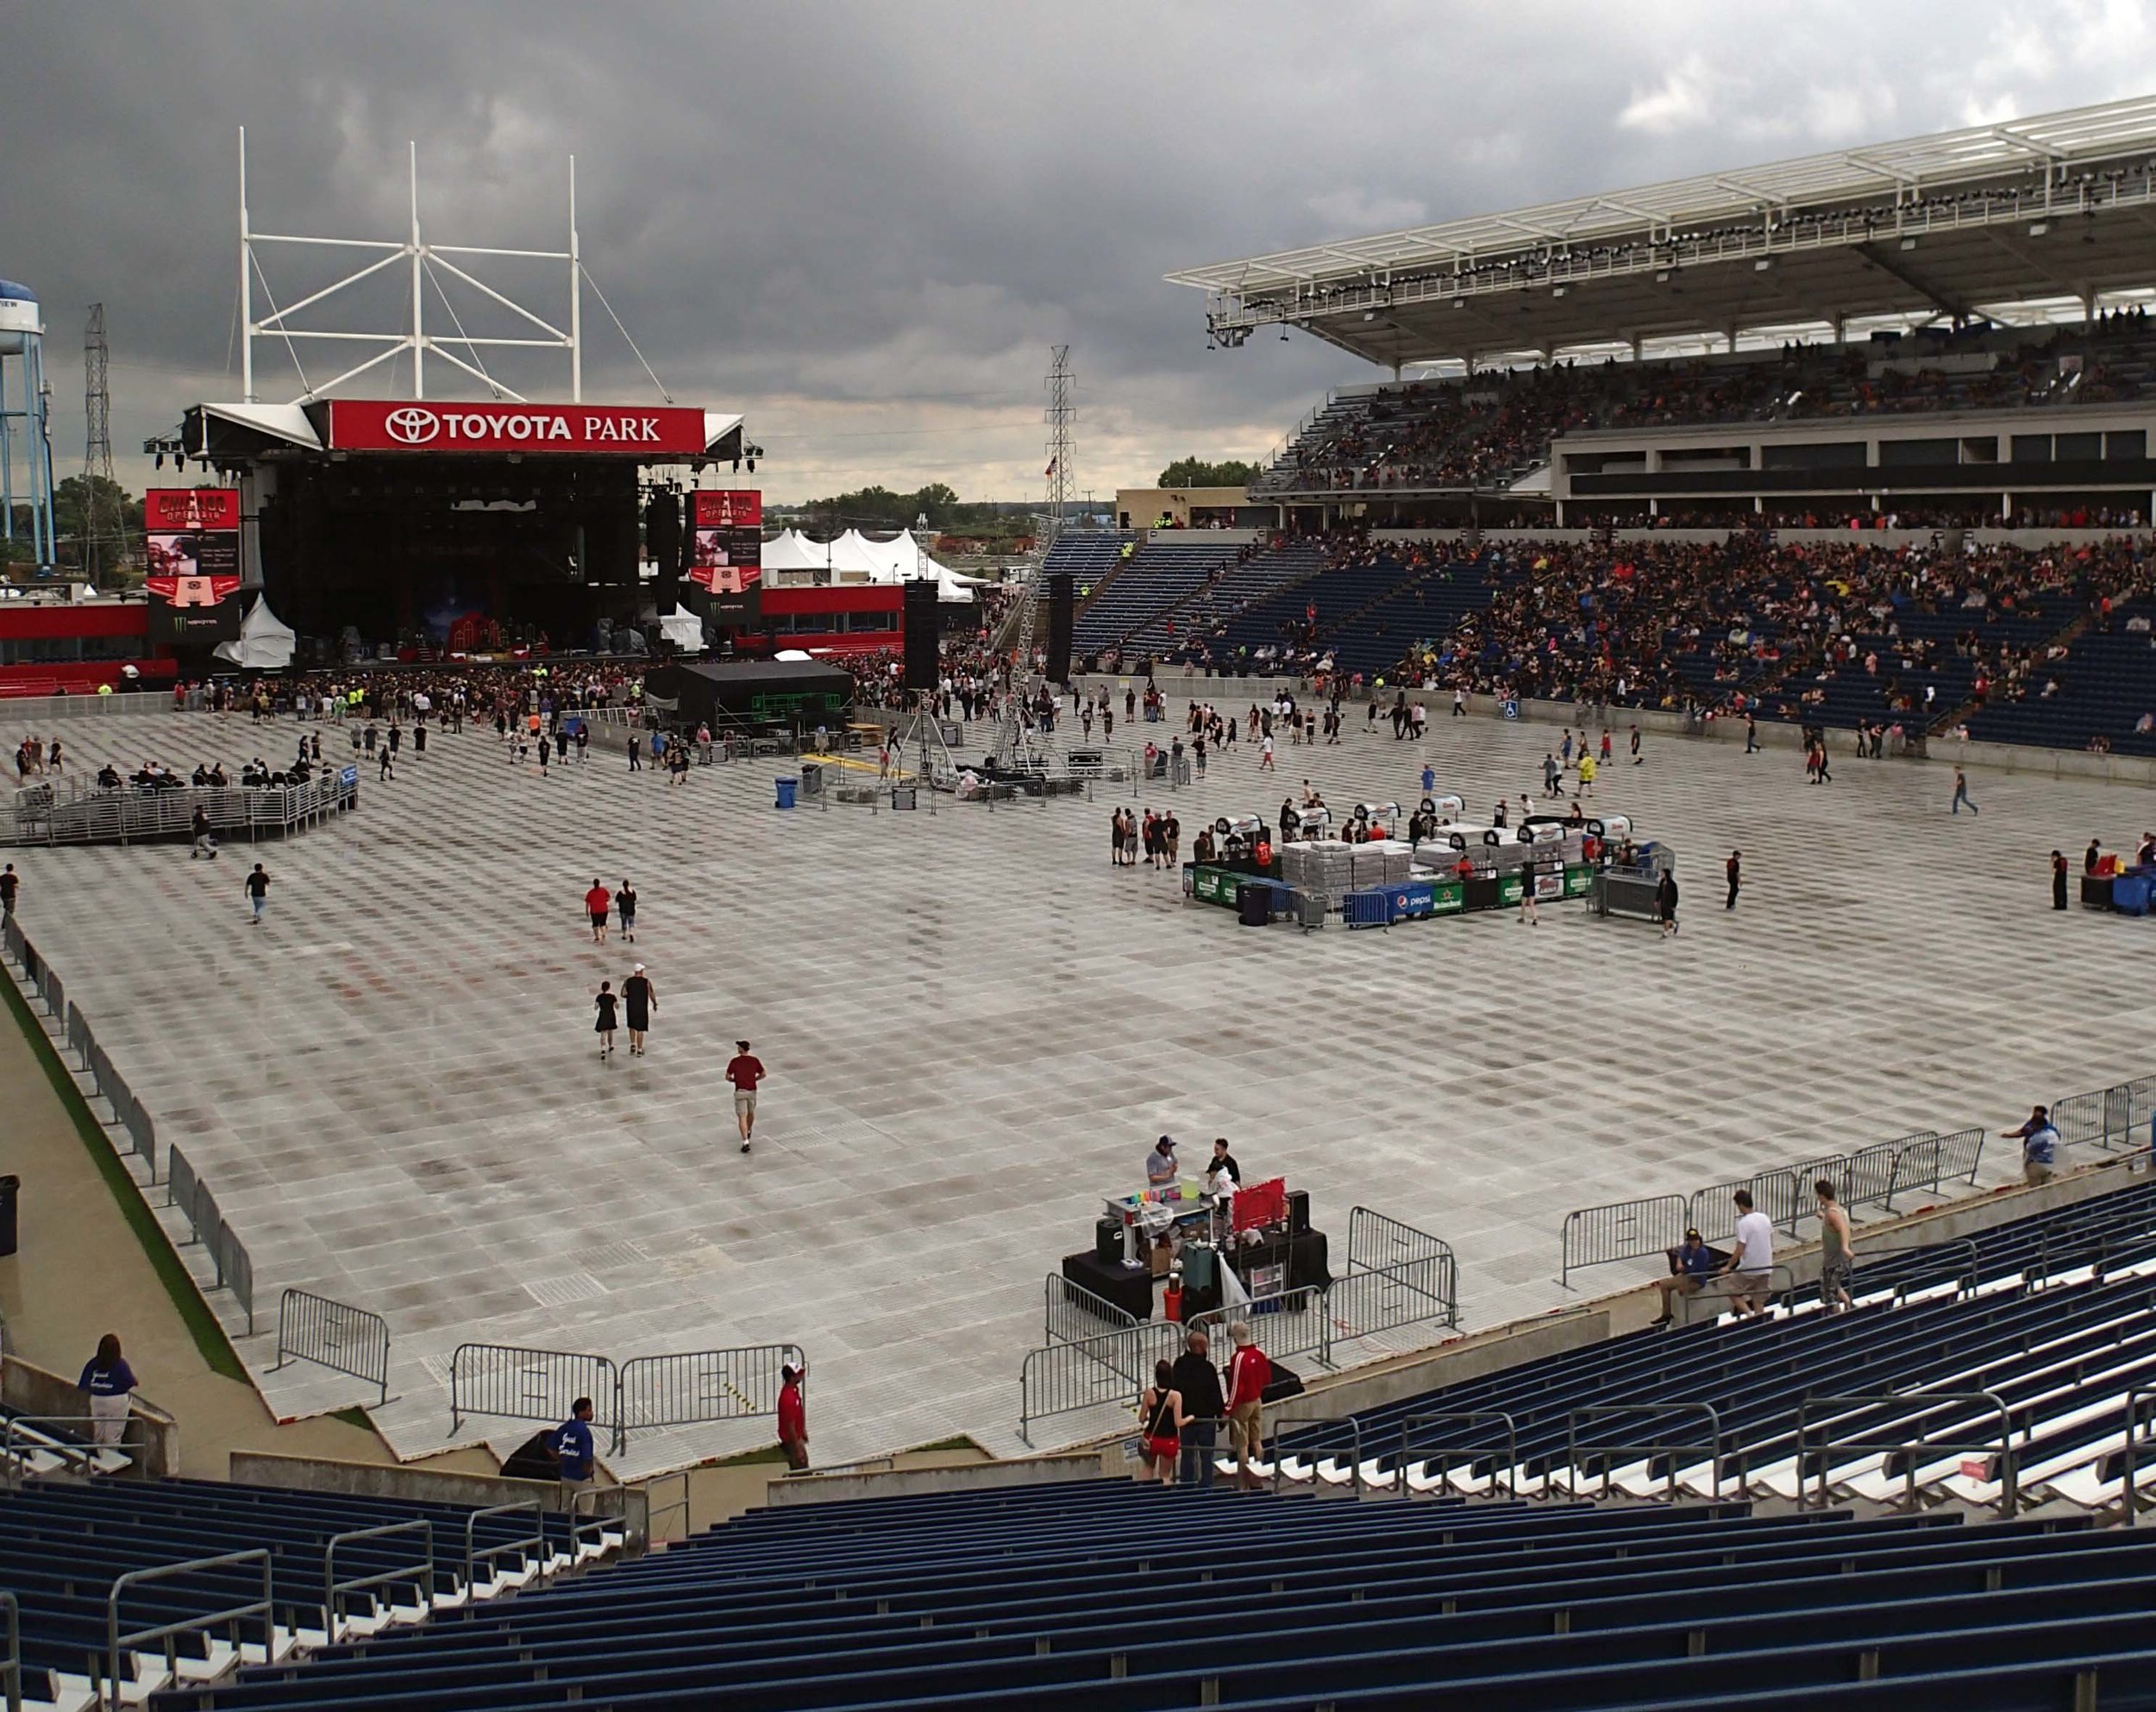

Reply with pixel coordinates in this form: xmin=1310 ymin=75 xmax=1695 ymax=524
xmin=12 ymin=1 xmax=2156 ymax=499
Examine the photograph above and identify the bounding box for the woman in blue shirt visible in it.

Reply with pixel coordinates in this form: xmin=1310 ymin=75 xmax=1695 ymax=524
xmin=79 ymin=1333 xmax=136 ymax=1447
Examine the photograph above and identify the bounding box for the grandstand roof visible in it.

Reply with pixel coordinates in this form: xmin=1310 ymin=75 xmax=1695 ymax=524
xmin=1169 ymin=95 xmax=2156 ymax=367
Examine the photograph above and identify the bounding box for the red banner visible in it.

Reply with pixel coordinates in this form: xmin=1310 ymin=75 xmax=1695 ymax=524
xmin=146 ymin=487 xmax=241 ymax=532
xmin=326 ymin=399 xmax=710 ymax=455
xmin=689 ymin=489 xmax=763 ymax=593
xmin=144 ymin=487 xmax=242 ymax=610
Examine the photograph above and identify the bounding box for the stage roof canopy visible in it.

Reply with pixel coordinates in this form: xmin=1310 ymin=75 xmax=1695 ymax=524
xmin=1169 ymin=94 xmax=2156 ymax=368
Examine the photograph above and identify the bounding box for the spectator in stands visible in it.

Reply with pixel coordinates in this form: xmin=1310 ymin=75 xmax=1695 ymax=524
xmin=548 ymin=1397 xmax=598 ymax=1507
xmin=1815 ymin=1181 xmax=1856 ymax=1314
xmin=1721 ymin=1190 xmax=1774 ymax=1317
xmin=1651 ymin=1229 xmax=1716 ymax=1326
xmin=77 ymin=1333 xmax=136 ymax=1447
xmin=0 ymin=862 xmax=16 ymax=917
xmin=777 ymin=1362 xmax=809 ymax=1471
xmin=2009 ymin=1106 xmax=2061 ymax=1185
xmin=1173 ymin=1327 xmax=1225 ymax=1488
xmin=1138 ymin=1360 xmax=1188 ymax=1485
xmin=1225 ymin=1321 xmax=1272 ymax=1491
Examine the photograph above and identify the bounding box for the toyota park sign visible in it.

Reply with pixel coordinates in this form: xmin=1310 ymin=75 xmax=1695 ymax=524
xmin=327 ymin=398 xmax=710 ymax=456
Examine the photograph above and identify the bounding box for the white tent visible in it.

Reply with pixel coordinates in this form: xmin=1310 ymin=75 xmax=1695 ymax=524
xmin=213 ymin=597 xmax=297 ymax=669
xmin=762 ymin=529 xmax=979 ymax=600
xmin=658 ymin=606 xmax=705 ymax=651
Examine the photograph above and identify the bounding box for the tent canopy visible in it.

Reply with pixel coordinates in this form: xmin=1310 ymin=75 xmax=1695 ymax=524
xmin=213 ymin=596 xmax=297 ymax=669
xmin=763 ymin=529 xmax=982 ymax=600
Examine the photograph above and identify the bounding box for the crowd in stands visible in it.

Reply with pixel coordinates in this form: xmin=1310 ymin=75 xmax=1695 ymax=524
xmin=1263 ymin=310 xmax=2156 ymax=494
xmin=1387 ymin=533 xmax=2153 ymax=729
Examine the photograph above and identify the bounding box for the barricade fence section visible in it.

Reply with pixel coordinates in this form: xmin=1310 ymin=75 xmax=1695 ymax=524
xmin=446 ymin=1341 xmax=810 ymax=1455
xmin=615 ymin=1345 xmax=804 ymax=1454
xmin=2055 ymin=1079 xmax=2156 ymax=1154
xmin=1560 ymin=1195 xmax=1690 ymax=1287
xmin=1191 ymin=1284 xmax=1331 ymax=1369
xmin=3 ymin=928 xmax=250 ymax=1339
xmin=1019 ymin=1321 xmax=1183 ymax=1445
xmin=1567 ymin=1122 xmax=2008 ymax=1284
xmin=272 ymin=1289 xmax=391 ymax=1406
xmin=449 ymin=1345 xmax=619 ymax=1444
xmin=1044 ymin=1274 xmax=1138 ymax=1345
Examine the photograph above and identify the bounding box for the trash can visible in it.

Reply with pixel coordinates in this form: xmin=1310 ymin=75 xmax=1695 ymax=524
xmin=774 ymin=777 xmax=799 ymax=810
xmin=799 ymin=762 xmax=824 ymax=797
xmin=1236 ymin=882 xmax=1271 ymax=927
xmin=0 ymin=1174 xmax=17 ymax=1257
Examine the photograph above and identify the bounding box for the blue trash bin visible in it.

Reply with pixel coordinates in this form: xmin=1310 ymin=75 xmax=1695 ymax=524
xmin=774 ymin=777 xmax=799 ymax=810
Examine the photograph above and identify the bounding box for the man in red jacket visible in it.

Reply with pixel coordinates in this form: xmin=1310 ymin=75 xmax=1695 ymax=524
xmin=777 ymin=1362 xmax=808 ymax=1471
xmin=1225 ymin=1321 xmax=1271 ymax=1491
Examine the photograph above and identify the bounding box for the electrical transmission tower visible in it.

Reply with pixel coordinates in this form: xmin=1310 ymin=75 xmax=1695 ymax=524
xmin=1043 ymin=344 xmax=1075 ymax=539
xmin=82 ymin=303 xmax=122 ymax=584
xmin=989 ymin=346 xmax=1076 ymax=768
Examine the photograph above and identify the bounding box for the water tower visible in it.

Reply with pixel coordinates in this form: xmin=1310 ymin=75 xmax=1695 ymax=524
xmin=0 ymin=279 xmax=58 ymax=571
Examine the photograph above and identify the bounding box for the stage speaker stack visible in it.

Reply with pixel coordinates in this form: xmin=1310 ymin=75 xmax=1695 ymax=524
xmin=1044 ymin=573 xmax=1074 ymax=683
xmin=903 ymin=578 xmax=940 ymax=691
xmin=646 ymin=492 xmax=680 ymax=610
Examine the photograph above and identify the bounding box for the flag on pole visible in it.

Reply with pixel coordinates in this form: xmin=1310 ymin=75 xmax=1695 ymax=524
xmin=1044 ymin=457 xmax=1056 ymax=478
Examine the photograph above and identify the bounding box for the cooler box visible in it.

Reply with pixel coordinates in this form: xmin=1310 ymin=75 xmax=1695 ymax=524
xmin=1385 ymin=881 xmax=1435 ymax=922
xmin=2114 ymin=872 xmax=2153 ymax=916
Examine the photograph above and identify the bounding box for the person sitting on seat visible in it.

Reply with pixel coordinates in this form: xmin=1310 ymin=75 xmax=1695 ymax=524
xmin=1651 ymin=1229 xmax=1720 ymax=1326
xmin=96 ymin=762 xmax=122 ymax=790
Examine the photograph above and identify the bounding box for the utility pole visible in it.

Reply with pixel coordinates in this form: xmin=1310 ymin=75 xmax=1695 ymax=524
xmin=83 ymin=303 xmax=120 ymax=585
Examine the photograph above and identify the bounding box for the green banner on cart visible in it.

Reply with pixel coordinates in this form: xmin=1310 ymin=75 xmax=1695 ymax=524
xmin=1564 ymin=862 xmax=1594 ymax=898
xmin=1429 ymin=880 xmax=1464 ymax=914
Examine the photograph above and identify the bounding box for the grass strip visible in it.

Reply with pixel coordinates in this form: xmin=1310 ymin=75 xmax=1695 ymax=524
xmin=0 ymin=965 xmax=246 ymax=1379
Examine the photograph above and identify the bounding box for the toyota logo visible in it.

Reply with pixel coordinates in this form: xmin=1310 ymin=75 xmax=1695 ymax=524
xmin=385 ymin=406 xmax=440 ymax=445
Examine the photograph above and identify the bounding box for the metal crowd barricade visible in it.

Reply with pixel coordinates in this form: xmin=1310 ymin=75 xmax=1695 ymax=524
xmin=2053 ymin=1086 xmax=2116 ymax=1154
xmin=1559 ymin=1194 xmax=1689 ymax=1287
xmin=1044 ymin=1274 xmax=1138 ymax=1345
xmin=1840 ymin=1137 xmax=1908 ymax=1210
xmin=273 ymin=1289 xmax=392 ymax=1407
xmin=448 ymin=1345 xmax=619 ymax=1445
xmin=166 ymin=1147 xmax=199 ymax=1244
xmin=1018 ymin=1321 xmax=1182 ymax=1446
xmin=1890 ymin=1127 xmax=1986 ymax=1207
xmin=614 ymin=1345 xmax=805 ymax=1456
xmin=218 ymin=1226 xmax=255 ymax=1336
xmin=195 ymin=1186 xmax=225 ymax=1284
xmin=1191 ymin=1284 xmax=1332 ymax=1369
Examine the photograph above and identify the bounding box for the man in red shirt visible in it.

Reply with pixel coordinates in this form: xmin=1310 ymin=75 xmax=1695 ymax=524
xmin=777 ymin=1361 xmax=808 ymax=1471
xmin=1225 ymin=1320 xmax=1271 ymax=1490
xmin=725 ymin=1040 xmax=766 ymax=1154
xmin=583 ymin=879 xmax=611 ymax=944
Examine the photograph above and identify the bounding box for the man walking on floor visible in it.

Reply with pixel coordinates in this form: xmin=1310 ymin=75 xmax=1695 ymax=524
xmin=1952 ymin=768 xmax=1977 ymax=815
xmin=726 ymin=1039 xmax=766 ymax=1154
xmin=1725 ymin=850 xmax=1741 ymax=911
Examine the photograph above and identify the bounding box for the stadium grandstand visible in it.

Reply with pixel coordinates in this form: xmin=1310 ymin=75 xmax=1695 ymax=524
xmin=20 ymin=55 xmax=2156 ymax=1712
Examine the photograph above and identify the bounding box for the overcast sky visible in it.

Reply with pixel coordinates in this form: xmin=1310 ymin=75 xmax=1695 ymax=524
xmin=14 ymin=0 xmax=2156 ymax=504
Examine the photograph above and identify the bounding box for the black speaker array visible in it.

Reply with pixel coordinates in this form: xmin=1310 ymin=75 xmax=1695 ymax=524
xmin=1044 ymin=573 xmax=1074 ymax=683
xmin=903 ymin=580 xmax=940 ymax=691
xmin=645 ymin=492 xmax=680 ymax=609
